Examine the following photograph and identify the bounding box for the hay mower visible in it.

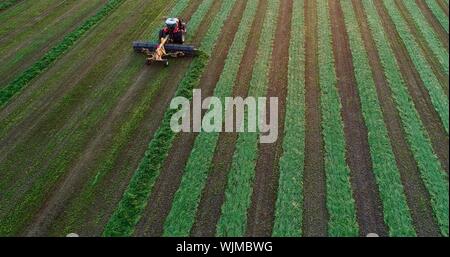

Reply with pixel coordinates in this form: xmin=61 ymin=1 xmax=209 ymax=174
xmin=133 ymin=17 xmax=198 ymax=67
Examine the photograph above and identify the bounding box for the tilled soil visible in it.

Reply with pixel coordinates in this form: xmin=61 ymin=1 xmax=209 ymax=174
xmin=190 ymin=0 xmax=267 ymax=237
xmin=374 ymin=0 xmax=449 ymax=175
xmin=329 ymin=0 xmax=387 ymax=237
xmin=245 ymin=0 xmax=292 ymax=237
xmin=134 ymin=0 xmax=247 ymax=237
xmin=352 ymin=0 xmax=440 ymax=237
xmin=302 ymin=0 xmax=328 ymax=237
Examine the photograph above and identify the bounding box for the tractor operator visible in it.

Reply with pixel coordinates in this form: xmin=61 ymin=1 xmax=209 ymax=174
xmin=159 ymin=18 xmax=186 ymax=44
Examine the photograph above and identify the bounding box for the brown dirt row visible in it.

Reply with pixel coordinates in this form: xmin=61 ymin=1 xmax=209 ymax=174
xmin=374 ymin=0 xmax=449 ymax=175
xmin=245 ymin=0 xmax=292 ymax=237
xmin=329 ymin=0 xmax=388 ymax=237
xmin=352 ymin=0 xmax=440 ymax=237
xmin=0 ymin=0 xmax=108 ymax=87
xmin=190 ymin=0 xmax=267 ymax=237
xmin=436 ymin=0 xmax=449 ymax=16
xmin=25 ymin=0 xmax=206 ymax=237
xmin=394 ymin=0 xmax=449 ymax=94
xmin=302 ymin=0 xmax=328 ymax=237
xmin=134 ymin=0 xmax=247 ymax=237
xmin=415 ymin=0 xmax=449 ymax=50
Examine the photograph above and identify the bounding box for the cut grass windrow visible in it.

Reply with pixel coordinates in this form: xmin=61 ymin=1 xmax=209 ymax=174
xmin=340 ymin=0 xmax=415 ymax=236
xmin=382 ymin=0 xmax=449 ymax=134
xmin=162 ymin=0 xmax=259 ymax=237
xmin=425 ymin=0 xmax=449 ymax=33
xmin=103 ymin=0 xmax=237 ymax=237
xmin=317 ymin=0 xmax=358 ymax=237
xmin=0 ymin=0 xmax=21 ymax=11
xmin=0 ymin=0 xmax=126 ymax=107
xmin=272 ymin=0 xmax=305 ymax=237
xmin=401 ymin=0 xmax=448 ymax=75
xmin=215 ymin=0 xmax=280 ymax=237
xmin=363 ymin=0 xmax=449 ymax=237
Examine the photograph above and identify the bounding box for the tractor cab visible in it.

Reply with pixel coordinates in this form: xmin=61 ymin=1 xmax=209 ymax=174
xmin=159 ymin=18 xmax=186 ymax=44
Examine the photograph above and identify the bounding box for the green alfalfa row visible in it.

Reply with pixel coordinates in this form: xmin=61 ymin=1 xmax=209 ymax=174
xmin=215 ymin=0 xmax=280 ymax=237
xmin=103 ymin=0 xmax=236 ymax=237
xmin=382 ymin=0 xmax=449 ymax=134
xmin=340 ymin=0 xmax=415 ymax=236
xmin=163 ymin=0 xmax=259 ymax=237
xmin=272 ymin=0 xmax=305 ymax=237
xmin=401 ymin=0 xmax=448 ymax=75
xmin=0 ymin=0 xmax=126 ymax=107
xmin=425 ymin=0 xmax=449 ymax=33
xmin=363 ymin=0 xmax=449 ymax=237
xmin=317 ymin=0 xmax=358 ymax=237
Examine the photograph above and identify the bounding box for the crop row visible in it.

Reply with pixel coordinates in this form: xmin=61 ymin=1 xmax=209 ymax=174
xmin=163 ymin=0 xmax=259 ymax=237
xmin=215 ymin=0 xmax=280 ymax=237
xmin=317 ymin=0 xmax=358 ymax=236
xmin=425 ymin=0 xmax=449 ymax=33
xmin=362 ymin=0 xmax=449 ymax=237
xmin=340 ymin=0 xmax=415 ymax=236
xmin=0 ymin=0 xmax=126 ymax=107
xmin=382 ymin=0 xmax=449 ymax=134
xmin=272 ymin=0 xmax=305 ymax=237
xmin=401 ymin=0 xmax=448 ymax=75
xmin=103 ymin=0 xmax=235 ymax=236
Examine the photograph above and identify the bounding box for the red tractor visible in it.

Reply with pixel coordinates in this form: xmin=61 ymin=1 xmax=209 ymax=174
xmin=133 ymin=17 xmax=197 ymax=67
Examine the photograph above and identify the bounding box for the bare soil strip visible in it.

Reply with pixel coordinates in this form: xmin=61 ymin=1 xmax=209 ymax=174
xmin=134 ymin=0 xmax=246 ymax=236
xmin=374 ymin=0 xmax=449 ymax=174
xmin=302 ymin=0 xmax=328 ymax=237
xmin=415 ymin=0 xmax=449 ymax=50
xmin=436 ymin=0 xmax=449 ymax=16
xmin=244 ymin=0 xmax=292 ymax=237
xmin=394 ymin=0 xmax=449 ymax=92
xmin=190 ymin=0 xmax=267 ymax=237
xmin=352 ymin=0 xmax=440 ymax=237
xmin=329 ymin=0 xmax=387 ymax=236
